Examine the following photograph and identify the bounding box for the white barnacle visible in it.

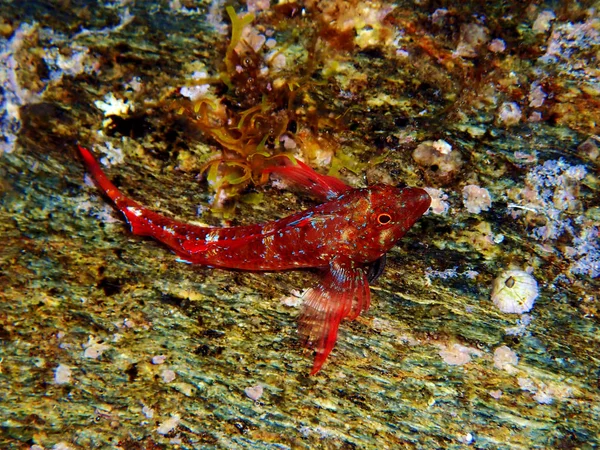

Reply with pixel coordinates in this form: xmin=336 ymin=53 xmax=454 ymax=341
xmin=491 ymin=269 xmax=539 ymax=314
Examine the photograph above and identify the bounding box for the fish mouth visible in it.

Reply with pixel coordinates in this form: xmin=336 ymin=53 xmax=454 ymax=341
xmin=402 ymin=187 xmax=432 ymax=218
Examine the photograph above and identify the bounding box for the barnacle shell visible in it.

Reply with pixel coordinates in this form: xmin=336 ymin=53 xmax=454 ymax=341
xmin=491 ymin=269 xmax=539 ymax=314
xmin=412 ymin=140 xmax=463 ymax=185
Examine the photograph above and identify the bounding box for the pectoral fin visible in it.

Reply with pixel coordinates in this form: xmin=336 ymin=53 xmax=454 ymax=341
xmin=298 ymin=259 xmax=371 ymax=375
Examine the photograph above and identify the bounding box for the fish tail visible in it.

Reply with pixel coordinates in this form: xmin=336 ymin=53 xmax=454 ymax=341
xmin=78 ymin=146 xmax=270 ymax=265
xmin=78 ymin=146 xmax=125 ymax=205
xmin=79 ymin=146 xmax=215 ymax=257
xmin=78 ymin=146 xmax=154 ymax=234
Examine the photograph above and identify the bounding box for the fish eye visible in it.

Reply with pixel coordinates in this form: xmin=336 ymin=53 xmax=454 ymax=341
xmin=377 ymin=213 xmax=392 ymax=224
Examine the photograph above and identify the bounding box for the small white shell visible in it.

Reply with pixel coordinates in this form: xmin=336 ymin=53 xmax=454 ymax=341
xmin=491 ymin=269 xmax=539 ymax=314
xmin=244 ymin=384 xmax=264 ymax=401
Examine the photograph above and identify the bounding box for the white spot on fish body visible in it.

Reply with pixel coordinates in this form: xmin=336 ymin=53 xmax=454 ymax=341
xmin=205 ymin=231 xmax=220 ymax=243
xmin=127 ymin=206 xmax=143 ymax=216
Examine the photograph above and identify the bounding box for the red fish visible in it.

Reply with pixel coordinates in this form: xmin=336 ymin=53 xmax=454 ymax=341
xmin=78 ymin=146 xmax=431 ymax=374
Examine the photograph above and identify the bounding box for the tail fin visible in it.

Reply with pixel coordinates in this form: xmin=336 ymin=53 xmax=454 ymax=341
xmin=78 ymin=146 xmax=206 ymax=251
xmin=77 ymin=146 xmax=279 ymax=266
xmin=78 ymin=146 xmax=125 ymax=205
xmin=78 ymin=146 xmax=158 ymax=234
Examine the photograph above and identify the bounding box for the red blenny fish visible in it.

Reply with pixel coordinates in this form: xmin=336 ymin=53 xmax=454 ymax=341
xmin=78 ymin=146 xmax=431 ymax=374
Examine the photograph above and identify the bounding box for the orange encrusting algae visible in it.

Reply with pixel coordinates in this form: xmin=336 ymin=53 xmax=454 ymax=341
xmin=78 ymin=146 xmax=431 ymax=374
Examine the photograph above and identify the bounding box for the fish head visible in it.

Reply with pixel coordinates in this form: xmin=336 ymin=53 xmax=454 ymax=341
xmin=341 ymin=184 xmax=431 ymax=263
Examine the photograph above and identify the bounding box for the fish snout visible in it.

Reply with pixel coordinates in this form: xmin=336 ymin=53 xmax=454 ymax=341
xmin=404 ymin=187 xmax=432 ymax=216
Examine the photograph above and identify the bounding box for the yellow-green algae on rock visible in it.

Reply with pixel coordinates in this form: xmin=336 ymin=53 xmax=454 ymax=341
xmin=1 ymin=1 xmax=599 ymax=449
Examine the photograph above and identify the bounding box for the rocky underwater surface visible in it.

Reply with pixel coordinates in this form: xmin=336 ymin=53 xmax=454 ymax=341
xmin=1 ymin=0 xmax=599 ymax=448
